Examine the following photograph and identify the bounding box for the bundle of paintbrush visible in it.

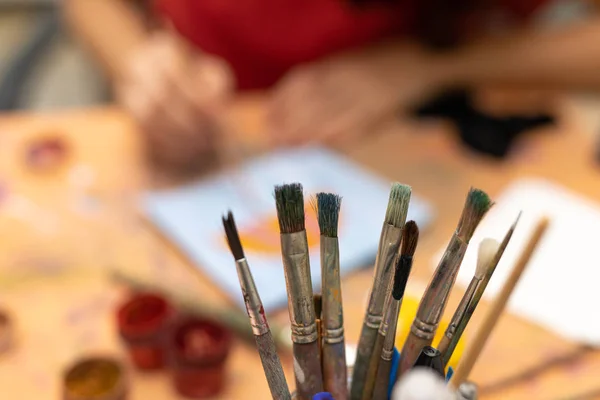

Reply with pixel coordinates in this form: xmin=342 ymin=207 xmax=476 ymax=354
xmin=221 ymin=181 xmax=544 ymax=400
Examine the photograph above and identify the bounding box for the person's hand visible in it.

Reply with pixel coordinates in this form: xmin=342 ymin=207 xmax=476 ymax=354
xmin=268 ymin=44 xmax=444 ymax=146
xmin=117 ymin=31 xmax=233 ymax=170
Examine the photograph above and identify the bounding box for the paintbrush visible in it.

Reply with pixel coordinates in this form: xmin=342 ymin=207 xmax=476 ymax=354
xmin=398 ymin=188 xmax=493 ymax=377
xmin=275 ymin=183 xmax=324 ymax=400
xmin=351 ymin=183 xmax=411 ymax=400
xmin=438 ymin=213 xmax=520 ymax=367
xmin=368 ymin=221 xmax=419 ymax=400
xmin=222 ymin=211 xmax=291 ymax=400
xmin=437 ymin=239 xmax=499 ymax=362
xmin=315 ymin=193 xmax=348 ymax=400
xmin=450 ymin=217 xmax=549 ymax=389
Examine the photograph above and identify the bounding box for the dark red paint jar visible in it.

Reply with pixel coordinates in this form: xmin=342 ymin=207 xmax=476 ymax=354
xmin=171 ymin=317 xmax=233 ymax=398
xmin=117 ymin=293 xmax=173 ymax=370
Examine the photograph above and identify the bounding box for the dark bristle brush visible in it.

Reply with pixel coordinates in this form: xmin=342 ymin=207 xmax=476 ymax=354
xmin=369 ymin=221 xmax=419 ymax=400
xmin=222 ymin=211 xmax=291 ymax=400
xmin=275 ymin=183 xmax=324 ymax=400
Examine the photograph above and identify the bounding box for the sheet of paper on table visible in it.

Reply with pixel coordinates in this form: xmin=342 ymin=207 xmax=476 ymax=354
xmin=443 ymin=178 xmax=600 ymax=344
xmin=143 ymin=147 xmax=433 ymax=311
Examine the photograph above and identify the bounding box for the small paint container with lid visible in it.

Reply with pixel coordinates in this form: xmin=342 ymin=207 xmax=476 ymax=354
xmin=117 ymin=292 xmax=173 ymax=370
xmin=63 ymin=356 xmax=127 ymax=400
xmin=171 ymin=317 xmax=233 ymax=398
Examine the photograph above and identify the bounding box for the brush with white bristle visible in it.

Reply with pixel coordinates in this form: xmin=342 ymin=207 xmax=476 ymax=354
xmin=437 ymin=238 xmax=500 ymax=361
xmin=391 ymin=368 xmax=454 ymax=400
xmin=439 ymin=212 xmax=520 ymax=367
xmin=398 ymin=188 xmax=493 ymax=377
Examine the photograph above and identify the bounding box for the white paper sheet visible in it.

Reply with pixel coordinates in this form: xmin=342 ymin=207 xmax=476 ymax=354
xmin=144 ymin=147 xmax=433 ymax=311
xmin=440 ymin=178 xmax=600 ymax=344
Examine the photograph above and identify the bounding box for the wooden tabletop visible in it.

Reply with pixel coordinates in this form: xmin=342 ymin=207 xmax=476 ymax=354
xmin=0 ymin=98 xmax=599 ymax=400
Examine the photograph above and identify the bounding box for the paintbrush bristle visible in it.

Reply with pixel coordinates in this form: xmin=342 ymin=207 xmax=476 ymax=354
xmin=457 ymin=188 xmax=494 ymax=239
xmin=475 ymin=238 xmax=500 ymax=279
xmin=222 ymin=210 xmax=245 ymax=260
xmin=314 ymin=192 xmax=342 ymax=238
xmin=401 ymin=220 xmax=419 ymax=257
xmin=274 ymin=183 xmax=305 ymax=234
xmin=384 ymin=183 xmax=412 ymax=228
xmin=392 ymin=222 xmax=418 ymax=300
xmin=392 ymin=256 xmax=414 ymax=301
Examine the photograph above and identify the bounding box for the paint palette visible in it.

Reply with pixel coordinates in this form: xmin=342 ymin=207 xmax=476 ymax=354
xmin=143 ymin=147 xmax=434 ymax=311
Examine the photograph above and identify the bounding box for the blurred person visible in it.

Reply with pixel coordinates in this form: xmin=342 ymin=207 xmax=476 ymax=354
xmin=64 ymin=0 xmax=600 ymax=169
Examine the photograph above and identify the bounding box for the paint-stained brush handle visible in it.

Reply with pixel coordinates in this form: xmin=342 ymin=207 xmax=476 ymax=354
xmin=256 ymin=331 xmax=291 ymax=400
xmin=351 ymin=323 xmax=379 ymax=399
xmin=398 ymin=333 xmax=430 ymax=378
xmin=322 ymin=341 xmax=348 ymax=400
xmin=294 ymin=341 xmax=324 ymax=400
xmin=372 ymin=358 xmax=393 ymax=400
xmin=361 ymin=332 xmax=385 ymax=400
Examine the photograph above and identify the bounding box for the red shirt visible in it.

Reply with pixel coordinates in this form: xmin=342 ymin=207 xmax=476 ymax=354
xmin=156 ymin=0 xmax=549 ymax=90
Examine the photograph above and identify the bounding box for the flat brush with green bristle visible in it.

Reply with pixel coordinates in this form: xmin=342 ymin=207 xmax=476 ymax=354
xmin=439 ymin=212 xmax=521 ymax=367
xmin=351 ymin=183 xmax=412 ymax=400
xmin=314 ymin=193 xmax=347 ymax=400
xmin=275 ymin=183 xmax=323 ymax=400
xmin=398 ymin=188 xmax=493 ymax=377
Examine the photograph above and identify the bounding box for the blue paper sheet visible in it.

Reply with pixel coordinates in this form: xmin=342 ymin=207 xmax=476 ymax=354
xmin=143 ymin=147 xmax=433 ymax=311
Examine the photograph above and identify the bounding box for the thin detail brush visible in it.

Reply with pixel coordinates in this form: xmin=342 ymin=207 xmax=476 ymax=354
xmin=351 ymin=183 xmax=411 ymax=400
xmin=450 ymin=217 xmax=549 ymax=389
xmin=315 ymin=193 xmax=348 ymax=400
xmin=437 ymin=238 xmax=499 ymax=359
xmin=222 ymin=211 xmax=291 ymax=400
xmin=440 ymin=212 xmax=520 ymax=367
xmin=275 ymin=183 xmax=323 ymax=400
xmin=371 ymin=221 xmax=419 ymax=400
xmin=398 ymin=188 xmax=493 ymax=376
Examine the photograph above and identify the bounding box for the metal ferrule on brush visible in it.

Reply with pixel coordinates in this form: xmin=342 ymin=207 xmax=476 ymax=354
xmin=235 ymin=258 xmax=269 ymax=336
xmin=321 ymin=236 xmax=344 ymax=344
xmin=281 ymin=232 xmax=318 ymax=344
xmin=444 ymin=278 xmax=480 ymax=340
xmin=365 ymin=224 xmax=403 ymax=328
xmin=416 ymin=231 xmax=469 ymax=327
xmin=380 ymin=298 xmax=401 ymax=361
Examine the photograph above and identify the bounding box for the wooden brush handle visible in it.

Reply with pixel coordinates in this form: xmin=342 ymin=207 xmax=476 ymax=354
xmin=361 ymin=332 xmax=385 ymax=400
xmin=293 ymin=341 xmax=324 ymax=400
xmin=350 ymin=322 xmax=379 ymax=400
xmin=450 ymin=217 xmax=549 ymax=388
xmin=372 ymin=358 xmax=393 ymax=400
xmin=397 ymin=332 xmax=431 ymax=377
xmin=256 ymin=332 xmax=291 ymax=400
xmin=322 ymin=341 xmax=348 ymax=400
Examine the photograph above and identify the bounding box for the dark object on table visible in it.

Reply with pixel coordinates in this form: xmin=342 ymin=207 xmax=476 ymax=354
xmin=26 ymin=136 xmax=69 ymax=171
xmin=412 ymin=346 xmax=445 ymax=379
xmin=413 ymin=90 xmax=555 ymax=158
xmin=63 ymin=357 xmax=127 ymax=400
xmin=0 ymin=309 xmax=13 ymax=355
xmin=0 ymin=8 xmax=59 ymax=111
xmin=116 ymin=293 xmax=173 ymax=370
xmin=171 ymin=317 xmax=233 ymax=399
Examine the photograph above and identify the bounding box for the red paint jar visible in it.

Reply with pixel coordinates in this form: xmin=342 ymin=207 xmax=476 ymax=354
xmin=171 ymin=317 xmax=233 ymax=398
xmin=117 ymin=293 xmax=173 ymax=370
